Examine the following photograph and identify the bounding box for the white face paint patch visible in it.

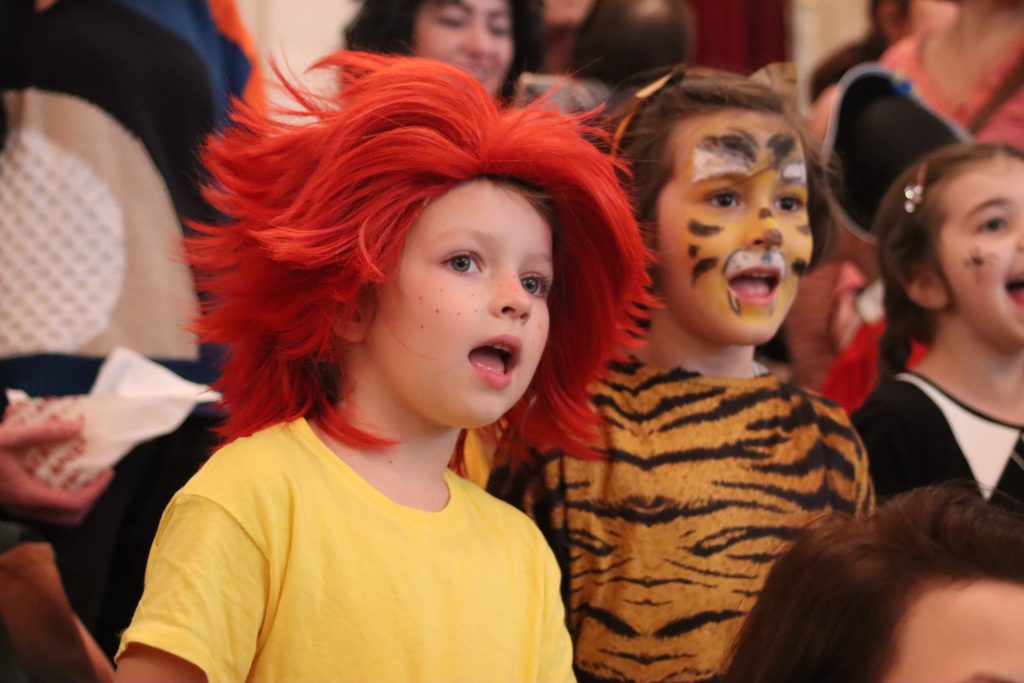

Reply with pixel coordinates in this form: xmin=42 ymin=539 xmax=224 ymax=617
xmin=781 ymin=160 xmax=806 ymax=186
xmin=723 ymin=248 xmax=788 ymax=279
xmin=692 ymin=147 xmax=754 ymax=183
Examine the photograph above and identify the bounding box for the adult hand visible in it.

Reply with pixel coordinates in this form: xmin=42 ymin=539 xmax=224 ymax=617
xmin=0 ymin=420 xmax=113 ymax=526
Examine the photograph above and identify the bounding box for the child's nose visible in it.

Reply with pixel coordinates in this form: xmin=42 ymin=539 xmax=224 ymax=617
xmin=490 ymin=275 xmax=531 ymax=321
xmin=744 ymin=220 xmax=784 ymax=249
xmin=464 ymin=20 xmax=496 ymax=56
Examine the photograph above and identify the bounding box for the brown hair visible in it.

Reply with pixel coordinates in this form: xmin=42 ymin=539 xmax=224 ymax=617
xmin=875 ymin=142 xmax=1024 ymax=379
xmin=569 ymin=0 xmax=691 ymax=91
xmin=719 ymin=485 xmax=1024 ymax=683
xmin=610 ymin=68 xmax=835 ymax=269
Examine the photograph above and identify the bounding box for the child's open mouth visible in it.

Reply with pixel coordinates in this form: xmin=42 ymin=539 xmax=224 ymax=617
xmin=727 ymin=267 xmax=780 ymax=308
xmin=1007 ymin=274 xmax=1024 ymax=306
xmin=469 ymin=338 xmax=520 ymax=389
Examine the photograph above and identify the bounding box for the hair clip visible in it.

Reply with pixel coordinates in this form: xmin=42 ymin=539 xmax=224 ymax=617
xmin=903 ymin=163 xmax=926 ymax=214
xmin=611 ymin=65 xmax=685 ymax=159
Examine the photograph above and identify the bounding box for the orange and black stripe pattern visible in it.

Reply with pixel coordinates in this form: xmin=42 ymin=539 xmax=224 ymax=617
xmin=489 ymin=360 xmax=873 ymax=683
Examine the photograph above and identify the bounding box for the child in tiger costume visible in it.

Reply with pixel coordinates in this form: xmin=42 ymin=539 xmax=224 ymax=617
xmin=487 ymin=68 xmax=875 ymax=683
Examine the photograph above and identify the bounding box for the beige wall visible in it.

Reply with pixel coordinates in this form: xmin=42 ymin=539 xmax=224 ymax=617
xmin=236 ymin=0 xmax=359 ymax=72
xmin=793 ymin=0 xmax=871 ymax=108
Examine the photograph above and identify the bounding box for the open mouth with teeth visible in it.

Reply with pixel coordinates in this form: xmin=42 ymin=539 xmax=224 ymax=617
xmin=469 ymin=342 xmax=516 ymax=377
xmin=727 ymin=268 xmax=781 ymax=313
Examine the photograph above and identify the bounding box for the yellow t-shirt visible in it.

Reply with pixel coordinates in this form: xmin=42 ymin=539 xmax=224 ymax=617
xmin=117 ymin=418 xmax=574 ymax=683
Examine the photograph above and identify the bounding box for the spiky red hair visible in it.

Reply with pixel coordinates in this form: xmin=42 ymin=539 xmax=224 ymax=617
xmin=189 ymin=50 xmax=652 ymax=457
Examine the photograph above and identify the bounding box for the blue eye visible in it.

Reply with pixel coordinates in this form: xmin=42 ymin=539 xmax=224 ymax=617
xmin=448 ymin=253 xmax=479 ymax=273
xmin=521 ymin=274 xmax=552 ymax=298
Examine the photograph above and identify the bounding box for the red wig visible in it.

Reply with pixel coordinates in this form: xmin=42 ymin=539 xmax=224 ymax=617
xmin=190 ymin=50 xmax=652 ymax=457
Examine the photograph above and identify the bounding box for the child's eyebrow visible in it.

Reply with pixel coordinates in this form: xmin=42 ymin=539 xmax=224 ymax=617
xmin=432 ymin=0 xmax=470 ymax=13
xmin=696 ymin=131 xmax=758 ymax=165
xmin=767 ymin=133 xmax=797 ymax=170
xmin=691 ymin=131 xmax=759 ymax=183
xmin=962 ymin=675 xmax=1023 ymax=683
xmin=430 ymin=226 xmax=553 ymax=264
xmin=965 ymin=197 xmax=1013 ymax=218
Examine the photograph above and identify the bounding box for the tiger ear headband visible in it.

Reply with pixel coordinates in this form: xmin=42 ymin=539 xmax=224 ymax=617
xmin=610 ymin=65 xmax=686 ymax=160
xmin=749 ymin=62 xmax=798 ymax=108
xmin=610 ymin=62 xmax=799 ymax=160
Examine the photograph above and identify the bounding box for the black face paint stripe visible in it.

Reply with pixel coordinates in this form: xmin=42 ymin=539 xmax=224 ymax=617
xmin=796 ymin=223 xmax=811 ymax=236
xmin=688 ymin=244 xmax=699 ymax=258
xmin=758 ymin=207 xmax=773 ymax=220
xmin=698 ymin=132 xmax=758 ymax=166
xmin=688 ymin=220 xmax=724 ymax=237
xmin=792 ymin=259 xmax=809 ymax=276
xmin=692 ymin=257 xmax=718 ymax=284
xmin=767 ymin=134 xmax=797 ymax=169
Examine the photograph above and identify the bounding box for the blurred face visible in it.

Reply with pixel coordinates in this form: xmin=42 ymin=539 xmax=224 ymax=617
xmin=412 ymin=0 xmax=515 ymax=98
xmin=907 ymin=0 xmax=958 ymax=37
xmin=911 ymin=158 xmax=1024 ymax=354
xmin=345 ymin=180 xmax=552 ymax=436
xmin=653 ymin=110 xmax=813 ymax=348
xmin=880 ymin=580 xmax=1024 ymax=683
xmin=879 ymin=0 xmax=958 ymax=42
xmin=544 ymin=0 xmax=596 ymax=28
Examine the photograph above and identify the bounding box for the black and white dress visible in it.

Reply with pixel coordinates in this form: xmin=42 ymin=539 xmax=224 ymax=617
xmin=853 ymin=373 xmax=1024 ymax=505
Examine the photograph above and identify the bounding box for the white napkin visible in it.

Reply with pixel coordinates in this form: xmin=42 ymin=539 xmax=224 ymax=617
xmin=4 ymin=347 xmax=220 ymax=490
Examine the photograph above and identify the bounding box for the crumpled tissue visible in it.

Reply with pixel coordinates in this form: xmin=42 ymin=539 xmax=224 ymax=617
xmin=4 ymin=347 xmax=219 ymax=490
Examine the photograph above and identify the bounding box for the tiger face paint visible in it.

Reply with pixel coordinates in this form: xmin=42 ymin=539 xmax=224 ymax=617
xmin=653 ymin=110 xmax=813 ymax=348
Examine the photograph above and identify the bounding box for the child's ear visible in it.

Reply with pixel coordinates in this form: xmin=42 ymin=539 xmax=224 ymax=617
xmin=903 ymin=266 xmax=949 ymax=311
xmin=334 ymin=297 xmax=375 ymax=343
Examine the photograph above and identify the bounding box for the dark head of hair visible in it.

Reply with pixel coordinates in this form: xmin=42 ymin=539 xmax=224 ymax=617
xmin=343 ymin=0 xmax=543 ymax=100
xmin=719 ymin=484 xmax=1024 ymax=683
xmin=876 ymin=142 xmax=1024 ymax=378
xmin=569 ymin=0 xmax=690 ymax=91
xmin=610 ymin=68 xmax=833 ymax=267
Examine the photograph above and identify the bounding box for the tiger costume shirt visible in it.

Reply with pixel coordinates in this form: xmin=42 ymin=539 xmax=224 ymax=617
xmin=488 ymin=360 xmax=874 ymax=683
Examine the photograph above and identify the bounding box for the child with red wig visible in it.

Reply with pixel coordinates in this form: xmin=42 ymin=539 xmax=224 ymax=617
xmin=113 ymin=51 xmax=650 ymax=683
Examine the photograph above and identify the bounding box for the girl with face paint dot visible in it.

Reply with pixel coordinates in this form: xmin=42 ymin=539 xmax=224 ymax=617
xmin=486 ymin=68 xmax=874 ymax=683
xmin=854 ymin=142 xmax=1024 ymax=507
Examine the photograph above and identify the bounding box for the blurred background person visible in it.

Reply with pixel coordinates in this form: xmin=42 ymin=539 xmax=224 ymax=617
xmin=516 ymin=0 xmax=691 ymax=113
xmin=808 ymin=0 xmax=958 ymax=138
xmin=812 ymin=0 xmax=958 ymax=103
xmin=881 ymin=0 xmax=1024 ymax=150
xmin=543 ymin=0 xmax=596 ymax=74
xmin=342 ymin=0 xmax=542 ymax=100
xmin=0 ymin=0 xmax=263 ymax=660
